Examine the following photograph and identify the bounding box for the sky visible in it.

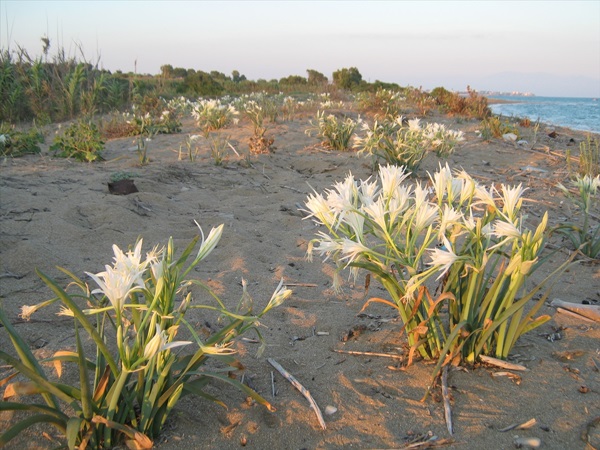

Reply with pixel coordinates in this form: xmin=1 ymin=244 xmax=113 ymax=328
xmin=2 ymin=1 xmax=599 ymax=97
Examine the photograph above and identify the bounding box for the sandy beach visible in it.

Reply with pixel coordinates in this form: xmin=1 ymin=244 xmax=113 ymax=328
xmin=1 ymin=105 xmax=599 ymax=449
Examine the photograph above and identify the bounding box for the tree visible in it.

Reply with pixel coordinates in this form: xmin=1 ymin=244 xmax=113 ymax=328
xmin=171 ymin=67 xmax=188 ymax=78
xmin=232 ymin=70 xmax=247 ymax=83
xmin=183 ymin=71 xmax=224 ymax=96
xmin=279 ymin=75 xmax=307 ymax=85
xmin=160 ymin=64 xmax=174 ymax=78
xmin=307 ymin=69 xmax=328 ymax=85
xmin=332 ymin=67 xmax=363 ymax=90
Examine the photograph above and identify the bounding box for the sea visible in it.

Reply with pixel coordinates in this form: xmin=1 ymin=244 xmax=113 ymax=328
xmin=488 ymin=96 xmax=600 ymax=134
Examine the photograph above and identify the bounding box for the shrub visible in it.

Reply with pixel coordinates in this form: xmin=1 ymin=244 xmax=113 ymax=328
xmin=354 ymin=117 xmax=464 ymax=171
xmin=0 ymin=124 xmax=44 ymax=157
xmin=305 ymin=111 xmax=360 ymax=151
xmin=50 ymin=120 xmax=104 ymax=162
xmin=303 ymin=164 xmax=572 ymax=390
xmin=356 ymin=88 xmax=405 ymax=119
xmin=554 ymin=175 xmax=600 ymax=259
xmin=332 ymin=67 xmax=363 ymax=91
xmin=479 ymin=116 xmax=519 ymax=140
xmin=0 ymin=223 xmax=291 ymax=448
xmin=191 ymin=99 xmax=239 ymax=134
xmin=578 ymin=136 xmax=599 ymax=178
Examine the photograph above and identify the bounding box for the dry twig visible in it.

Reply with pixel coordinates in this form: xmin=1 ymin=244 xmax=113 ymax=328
xmin=479 ymin=355 xmax=528 ymax=371
xmin=442 ymin=366 xmax=453 ymax=435
xmin=333 ymin=349 xmax=404 ymax=360
xmin=267 ymin=358 xmax=326 ymax=430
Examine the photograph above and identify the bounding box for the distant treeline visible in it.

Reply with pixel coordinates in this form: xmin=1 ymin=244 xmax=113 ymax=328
xmin=0 ymin=45 xmax=488 ymax=124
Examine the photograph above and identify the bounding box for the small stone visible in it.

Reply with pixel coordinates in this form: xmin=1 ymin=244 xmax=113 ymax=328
xmin=324 ymin=405 xmax=338 ymax=415
xmin=503 ymin=133 xmax=518 ymax=142
xmin=514 ymin=436 xmax=541 ymax=448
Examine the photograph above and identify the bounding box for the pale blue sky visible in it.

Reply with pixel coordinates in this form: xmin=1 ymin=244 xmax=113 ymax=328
xmin=2 ymin=1 xmax=599 ymax=97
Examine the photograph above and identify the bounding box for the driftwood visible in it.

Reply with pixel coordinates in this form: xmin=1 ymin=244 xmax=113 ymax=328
xmin=267 ymin=358 xmax=326 ymax=430
xmin=550 ymin=299 xmax=600 ymax=323
xmin=479 ymin=355 xmax=528 ymax=371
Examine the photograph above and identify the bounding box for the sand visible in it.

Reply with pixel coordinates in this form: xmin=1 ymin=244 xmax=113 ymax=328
xmin=1 ymin=106 xmax=599 ymax=449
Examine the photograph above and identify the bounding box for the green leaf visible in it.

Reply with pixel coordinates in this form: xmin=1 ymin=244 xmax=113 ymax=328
xmin=0 ymin=308 xmax=60 ymax=409
xmin=0 ymin=350 xmax=77 ymax=407
xmin=75 ymin=322 xmax=93 ymax=421
xmin=36 ymin=269 xmax=119 ymax=376
xmin=66 ymin=417 xmax=84 ymax=450
xmin=0 ymin=414 xmax=67 ymax=447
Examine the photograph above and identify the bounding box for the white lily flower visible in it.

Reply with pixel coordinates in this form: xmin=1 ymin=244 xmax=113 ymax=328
xmin=439 ymin=205 xmax=463 ymax=239
xmin=112 ymin=240 xmax=148 ymax=288
xmin=143 ymin=324 xmax=191 ymax=360
xmin=474 ymin=185 xmax=497 ymax=212
xmin=500 ymin=184 xmax=527 ymax=220
xmin=359 ymin=178 xmax=379 ymax=206
xmin=194 ymin=222 xmax=224 ymax=262
xmin=312 ymin=232 xmax=343 ymax=260
xmin=456 ymin=170 xmax=477 ymax=205
xmin=265 ymin=278 xmax=293 ymax=313
xmin=379 ymin=164 xmax=410 ymax=200
xmin=493 ymin=220 xmax=521 ymax=239
xmin=304 ymin=191 xmax=336 ymax=227
xmin=86 ymin=264 xmax=143 ymax=313
xmin=343 ymin=209 xmax=363 ymax=233
xmin=364 ymin=198 xmax=389 ymax=232
xmin=430 ymin=163 xmax=452 ymax=203
xmin=339 ymin=238 xmax=370 ymax=265
xmin=428 ymin=236 xmax=459 ymax=280
xmin=407 ymin=118 xmax=421 ymax=132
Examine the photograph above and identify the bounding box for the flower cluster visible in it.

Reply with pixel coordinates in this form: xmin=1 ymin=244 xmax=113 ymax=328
xmin=305 ymin=110 xmax=361 ymax=151
xmin=304 ymin=163 xmax=567 ymax=371
xmin=191 ymin=98 xmax=239 ymax=133
xmin=354 ymin=116 xmax=464 ymax=170
xmin=10 ymin=222 xmax=291 ymax=447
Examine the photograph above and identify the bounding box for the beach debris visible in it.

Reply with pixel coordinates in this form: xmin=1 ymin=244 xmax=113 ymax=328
xmin=399 ymin=432 xmax=454 ymax=448
xmin=333 ymin=349 xmax=404 ymax=360
xmin=324 ymin=405 xmax=337 ymax=415
xmin=441 ymin=366 xmax=453 ymax=435
xmin=581 ymin=416 xmax=600 ymax=447
xmin=550 ymin=299 xmax=600 ymax=322
xmin=108 ymin=179 xmax=138 ymax=195
xmin=517 ymin=140 xmax=529 ymax=146
xmin=520 ymin=165 xmax=547 ymax=173
xmin=503 ymin=133 xmax=518 ymax=143
xmin=551 ymin=350 xmax=585 ymax=362
xmin=340 ymin=324 xmax=367 ymax=341
xmin=479 ymin=355 xmax=528 ymax=371
xmin=491 ymin=371 xmax=522 ymax=384
xmin=546 ymin=127 xmax=558 ymax=138
xmin=514 ymin=436 xmax=541 ymax=448
xmin=267 ymin=358 xmax=326 ymax=430
xmin=499 ymin=418 xmax=537 ymax=432
xmin=270 ymin=371 xmax=276 ymax=398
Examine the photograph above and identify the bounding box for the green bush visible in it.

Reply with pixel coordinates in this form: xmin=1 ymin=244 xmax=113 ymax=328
xmin=50 ymin=120 xmax=104 ymax=162
xmin=0 ymin=124 xmax=44 ymax=157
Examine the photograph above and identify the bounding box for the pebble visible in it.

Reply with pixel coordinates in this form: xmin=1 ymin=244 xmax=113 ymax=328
xmin=324 ymin=405 xmax=338 ymax=415
xmin=514 ymin=436 xmax=541 ymax=448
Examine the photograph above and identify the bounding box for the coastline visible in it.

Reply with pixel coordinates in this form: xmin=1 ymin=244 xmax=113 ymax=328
xmin=486 ymin=96 xmax=600 ymax=135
